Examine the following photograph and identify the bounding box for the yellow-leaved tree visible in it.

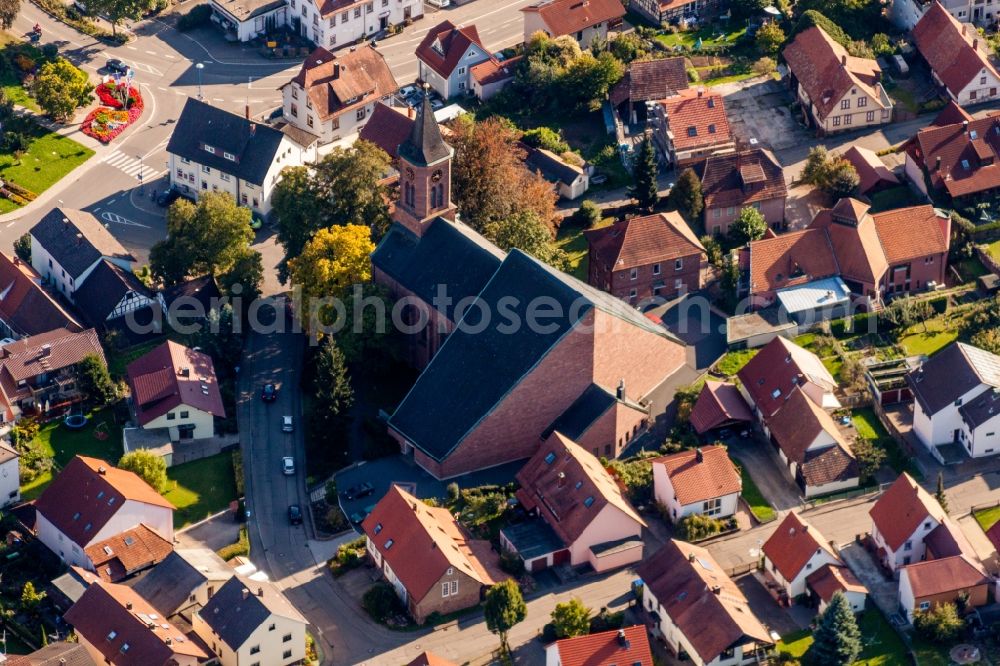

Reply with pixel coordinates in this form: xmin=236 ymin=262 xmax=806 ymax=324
xmin=288 ymin=224 xmax=374 ymax=302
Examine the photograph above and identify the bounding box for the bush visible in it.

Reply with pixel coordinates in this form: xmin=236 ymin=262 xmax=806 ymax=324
xmin=677 ymin=513 xmax=729 ymax=541
xmin=446 ymin=482 xmax=460 ymax=502
xmin=589 ymin=608 xmax=624 ymax=634
xmin=571 ymin=199 xmax=603 ymax=228
xmin=913 ymin=602 xmax=964 ymax=643
xmin=499 ymin=549 xmax=525 ymax=576
xmin=686 ymin=66 xmax=700 ymax=83
xmin=177 ymin=4 xmax=212 ymax=30
xmin=328 ymin=536 xmax=366 ymax=576
xmin=362 ymin=582 xmax=405 ymax=623
xmin=522 ymin=127 xmax=569 ymax=154
xmin=217 ymin=526 xmax=249 ymax=561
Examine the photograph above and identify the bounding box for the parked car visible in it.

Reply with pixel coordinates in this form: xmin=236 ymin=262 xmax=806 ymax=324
xmin=288 ymin=504 xmax=303 ymax=525
xmin=349 ymin=510 xmax=368 ymax=525
xmin=282 ymin=415 xmax=293 ymax=432
xmin=156 ymin=187 xmax=180 ymax=207
xmin=250 ymin=214 xmax=263 ymax=230
xmin=343 ymin=481 xmax=374 ymax=500
xmin=261 ymin=383 xmax=277 ymax=402
xmin=106 ymin=58 xmax=130 ymax=76
xmin=281 ymin=456 xmax=295 ymax=475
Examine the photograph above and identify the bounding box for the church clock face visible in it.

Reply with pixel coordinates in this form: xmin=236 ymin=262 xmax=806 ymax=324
xmin=431 ymin=169 xmax=443 ymax=183
xmin=406 ymin=168 xmax=415 ymax=181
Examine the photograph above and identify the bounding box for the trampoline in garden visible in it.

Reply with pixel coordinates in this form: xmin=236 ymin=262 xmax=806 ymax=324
xmin=63 ymin=414 xmax=88 ymax=430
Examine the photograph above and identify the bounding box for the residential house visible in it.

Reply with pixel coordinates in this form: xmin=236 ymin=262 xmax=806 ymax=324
xmin=638 ymin=539 xmax=773 ymax=666
xmin=904 ymin=112 xmax=1000 ymax=202
xmin=167 ymin=98 xmax=307 ymax=216
xmin=651 ymin=88 xmax=735 ymax=167
xmin=129 ymin=549 xmax=234 ymax=618
xmin=84 ymin=524 xmax=173 ymax=583
xmin=610 ymin=57 xmax=688 ymax=126
xmin=743 ymin=199 xmax=951 ymax=309
xmin=416 ymin=21 xmax=492 ymax=99
xmin=161 ymin=275 xmax=223 ymax=330
xmin=34 ymin=456 xmax=174 ymax=569
xmin=0 ymin=442 xmax=18 ymax=507
xmin=630 ymin=0 xmax=725 ymax=26
xmin=762 ymin=512 xmax=842 ymax=600
xmin=126 ymin=340 xmax=226 ymax=443
xmin=0 ymin=328 xmax=107 ymax=424
xmin=2 ymin=641 xmax=98 ymax=666
xmin=503 ymin=433 xmax=647 ymax=572
xmin=737 ymin=336 xmax=840 ymax=419
xmin=806 ymin=563 xmax=868 ymax=612
xmin=64 ymin=580 xmax=207 ymax=665
xmin=700 ymin=149 xmax=787 ymax=236
xmin=373 ymin=95 xmax=687 ymax=478
xmin=193 ymin=575 xmax=307 ymax=666
xmin=209 ymin=0 xmax=287 ymax=42
xmin=841 ymin=146 xmax=900 ymax=196
xmin=764 ymin=387 xmax=859 ymax=497
xmin=907 ymin=341 xmax=1000 ymax=456
xmin=898 ymin=555 xmax=991 ymax=621
xmin=361 ymin=485 xmax=502 ymax=623
xmin=687 ymin=380 xmax=753 ymax=436
xmin=545 ymin=626 xmax=654 ymax=666
xmin=523 ymin=145 xmax=590 ymax=200
xmin=521 ymin=0 xmax=624 ymax=48
xmin=914 ymin=3 xmax=1000 ymax=106
xmin=28 ymin=207 xmax=135 ymax=302
xmin=279 ymin=45 xmax=397 ymax=146
xmin=72 ymin=259 xmax=158 ymax=334
xmin=869 ymin=472 xmax=947 ymax=573
xmin=889 ymin=0 xmax=973 ymax=30
xmin=783 ymin=26 xmax=892 ymax=134
xmin=471 ymin=56 xmax=521 ymax=101
xmin=585 ymin=211 xmax=706 ymax=303
xmin=0 ymin=252 xmax=82 ymax=339
xmin=651 ymin=445 xmax=742 ymax=522
xmin=358 ymin=102 xmax=419 ymax=160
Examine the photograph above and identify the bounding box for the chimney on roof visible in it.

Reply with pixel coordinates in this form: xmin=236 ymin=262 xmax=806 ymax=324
xmin=98 ymin=466 xmax=107 ymax=475
xmin=802 ymin=523 xmax=809 ymax=533
xmin=257 ymin=587 xmax=264 ymax=597
xmin=935 ymin=156 xmax=942 ymax=171
xmin=688 ymin=552 xmax=696 ymax=562
xmin=166 ymin=638 xmax=172 ymax=645
xmin=40 ymin=344 xmax=51 ymax=358
xmin=841 ymin=54 xmax=847 ymax=67
xmin=334 ymin=62 xmax=341 ymax=78
xmin=180 ymin=367 xmax=190 ymax=377
xmin=617 ymin=629 xmax=629 ymax=649
xmin=557 ymin=471 xmax=566 ymax=488
xmin=249 ymin=123 xmax=256 ymax=136
xmin=963 ymin=23 xmax=968 ymax=35
xmin=62 ymin=217 xmax=69 ymax=226
xmin=242 ymin=588 xmax=249 ymax=600
xmin=245 ymin=102 xmax=250 ymax=120
xmin=697 ymin=88 xmax=704 ymax=97
xmin=964 ymin=120 xmax=970 ymax=132
xmin=408 ymin=104 xmax=414 ymax=119
xmin=974 ymin=38 xmax=979 ymax=50
xmin=712 ymin=585 xmax=722 ymax=595
xmin=617 ymin=379 xmax=625 ymax=400
xmin=696 ymin=448 xmax=704 ymax=463
xmin=126 ymin=601 xmax=133 ymax=610
xmin=76 ymin=233 xmax=83 ymax=245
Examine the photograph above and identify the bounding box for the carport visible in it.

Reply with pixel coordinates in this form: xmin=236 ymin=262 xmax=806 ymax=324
xmin=500 ymin=520 xmax=567 ymax=572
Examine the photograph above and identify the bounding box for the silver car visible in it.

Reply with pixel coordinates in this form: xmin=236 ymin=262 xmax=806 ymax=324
xmin=282 ymin=456 xmax=295 ymax=475
xmin=282 ymin=415 xmax=293 ymax=432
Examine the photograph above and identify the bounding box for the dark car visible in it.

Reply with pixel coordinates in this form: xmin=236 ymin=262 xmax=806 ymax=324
xmin=261 ymin=383 xmax=277 ymax=403
xmin=156 ymin=187 xmax=180 ymax=207
xmin=349 ymin=510 xmax=368 ymax=525
xmin=343 ymin=481 xmax=374 ymax=500
xmin=288 ymin=504 xmax=303 ymax=525
xmin=107 ymin=59 xmax=130 ymax=76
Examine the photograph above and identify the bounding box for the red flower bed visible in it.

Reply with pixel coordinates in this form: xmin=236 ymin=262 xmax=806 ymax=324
xmin=82 ymin=83 xmax=144 ymax=144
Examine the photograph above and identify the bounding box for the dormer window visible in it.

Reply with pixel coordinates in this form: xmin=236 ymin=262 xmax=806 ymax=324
xmin=374 ymin=522 xmax=382 ymax=534
xmin=961 ymin=159 xmax=970 ymax=169
xmin=771 ymin=388 xmax=782 ymax=399
xmin=385 ymin=539 xmax=394 ymax=549
xmin=687 ymin=127 xmax=697 ymax=137
xmin=583 ymin=496 xmax=595 ymax=508
xmin=204 ymin=145 xmax=216 ymax=155
xmin=223 ymin=152 xmax=236 ymax=162
xmin=544 ymin=452 xmax=556 ymax=464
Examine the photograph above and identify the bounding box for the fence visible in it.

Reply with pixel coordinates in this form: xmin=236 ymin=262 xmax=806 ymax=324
xmin=725 ymin=560 xmax=761 ymax=578
xmin=970 ymin=498 xmax=1000 ymax=517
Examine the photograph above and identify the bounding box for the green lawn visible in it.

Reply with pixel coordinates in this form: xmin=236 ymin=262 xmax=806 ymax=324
xmin=735 ymin=462 xmax=776 ymax=523
xmin=954 ymin=256 xmax=988 ymax=282
xmin=869 ymin=186 xmax=922 ymax=213
xmin=556 ymin=222 xmax=592 ymax=281
xmin=897 ymin=317 xmax=959 ymax=357
xmin=0 ymin=127 xmax=94 ymax=202
xmin=715 ymin=349 xmax=757 ymax=377
xmin=654 ymin=26 xmax=746 ymax=50
xmin=974 ymin=505 xmax=1000 ymax=532
xmin=852 ymin=408 xmax=889 ymax=440
xmin=163 ymin=452 xmax=238 ymax=528
xmin=0 ymin=32 xmax=41 ymax=112
xmin=777 ymin=609 xmax=909 ymax=666
xmin=988 ymin=240 xmax=1000 ymax=263
xmin=106 ymin=338 xmax=166 ymax=379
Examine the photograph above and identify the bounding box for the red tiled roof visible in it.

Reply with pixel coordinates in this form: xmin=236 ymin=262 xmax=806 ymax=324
xmin=737 ymin=337 xmax=837 ymax=418
xmin=747 ymin=228 xmax=838 ymax=295
xmin=64 ymin=580 xmax=207 ymax=664
xmin=913 ymin=116 xmax=1000 ymax=197
xmin=416 ymin=21 xmax=489 ymax=79
xmin=521 ymin=0 xmax=625 ymax=38
xmin=637 ymin=540 xmax=772 ymax=664
xmin=610 ymin=58 xmax=688 ymax=105
xmin=553 ymin=626 xmax=653 ymax=666
xmin=284 ymin=46 xmax=397 ymax=122
xmin=869 ymin=472 xmax=946 ymax=551
xmin=689 ymin=380 xmax=753 ymax=434
xmin=85 ymin=524 xmax=173 ymax=582
xmin=471 ymin=56 xmax=522 ymax=86
xmin=701 ymin=149 xmax=787 ymax=211
xmin=0 ymin=326 xmax=104 ymax=383
xmin=808 ymin=200 xmax=887 ymax=287
xmin=653 ymin=445 xmax=741 ymax=506
xmin=35 ymin=456 xmax=173 ymax=549
xmin=585 ymin=211 xmax=705 ymax=273
xmin=902 ymin=555 xmax=989 ymax=598
xmin=126 ymin=340 xmax=225 ymax=426
xmin=0 ymin=253 xmax=82 ymax=337
xmin=913 ymin=2 xmax=1000 ymax=98
xmin=765 ymin=387 xmax=852 ymax=465
xmin=359 ymin=102 xmax=415 ymax=159
xmin=841 ymin=146 xmax=899 ymax=194
xmin=406 ymin=653 xmax=458 ymax=666
xmin=872 ymin=205 xmax=949 ymax=264
xmin=360 ymin=486 xmax=501 ymax=603
xmin=782 ymin=26 xmax=885 ymax=122
xmin=932 ymin=100 xmax=974 ymax=127
xmin=763 ymin=512 xmax=838 ymax=582
xmin=806 ymin=563 xmax=867 ymax=603
xmin=663 ymin=89 xmax=732 ymax=152
xmin=987 ymin=520 xmax=1000 ymax=552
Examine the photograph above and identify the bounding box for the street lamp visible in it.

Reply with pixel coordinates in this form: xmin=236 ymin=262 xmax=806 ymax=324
xmin=138 ymin=154 xmax=144 ymax=194
xmin=196 ymin=62 xmax=205 ymax=101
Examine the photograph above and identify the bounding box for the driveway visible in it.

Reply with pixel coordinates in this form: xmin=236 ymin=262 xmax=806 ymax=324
xmin=649 ymin=297 xmax=727 ymax=371
xmin=839 ymin=542 xmax=899 ymax=619
xmin=737 ymin=574 xmax=803 ymax=635
xmin=726 ymin=435 xmax=802 ymax=512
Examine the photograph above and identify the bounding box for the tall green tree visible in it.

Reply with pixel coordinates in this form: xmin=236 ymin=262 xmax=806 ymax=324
xmin=551 ymin=598 xmax=591 ymax=638
xmin=852 ymin=437 xmax=886 ymax=484
xmin=0 ymin=0 xmax=20 ymax=31
xmin=312 ymin=337 xmax=353 ymax=420
xmin=484 ymin=580 xmax=526 ymax=659
xmin=806 ymin=592 xmax=862 ymax=666
xmin=13 ymin=233 xmax=30 ymax=263
xmin=20 ymin=582 xmax=44 ymax=613
xmin=730 ymin=207 xmax=768 ymax=245
xmin=756 ymin=22 xmax=786 ymax=55
xmin=84 ymin=0 xmax=152 ymax=35
xmin=77 ymin=354 xmax=117 ymax=406
xmin=33 ymin=59 xmax=93 ymax=121
xmin=629 ymin=138 xmax=658 ymax=212
xmin=669 ymin=168 xmax=703 ymax=220
xmin=150 ymin=192 xmax=254 ymax=285
xmin=118 ymin=450 xmax=168 ymax=493
xmin=824 ymin=160 xmax=860 ymax=199
xmin=484 ymin=210 xmax=567 ymax=270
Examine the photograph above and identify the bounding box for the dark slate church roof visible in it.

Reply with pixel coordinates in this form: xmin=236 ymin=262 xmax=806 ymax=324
xmin=371 ymin=218 xmax=504 ymax=320
xmin=167 ymin=98 xmax=287 ymax=186
xmin=388 ymin=248 xmax=677 ymax=462
xmin=397 ymin=92 xmax=452 ymax=167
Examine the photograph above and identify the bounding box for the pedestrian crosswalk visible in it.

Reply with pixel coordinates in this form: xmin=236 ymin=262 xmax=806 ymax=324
xmin=101 ymin=150 xmax=164 ymax=182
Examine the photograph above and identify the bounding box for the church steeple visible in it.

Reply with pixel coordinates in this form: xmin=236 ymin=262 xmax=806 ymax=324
xmin=394 ymin=87 xmax=456 ymax=237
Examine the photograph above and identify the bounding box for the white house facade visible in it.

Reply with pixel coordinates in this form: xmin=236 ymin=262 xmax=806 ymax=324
xmin=291 ymin=0 xmax=423 ymax=52
xmin=0 ymin=445 xmax=18 ymax=508
xmin=890 ymin=0 xmax=972 ymax=30
xmin=653 ymin=464 xmax=739 ymax=521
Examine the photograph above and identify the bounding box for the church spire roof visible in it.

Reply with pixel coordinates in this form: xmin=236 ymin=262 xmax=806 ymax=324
xmin=398 ymin=88 xmax=452 ymax=167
